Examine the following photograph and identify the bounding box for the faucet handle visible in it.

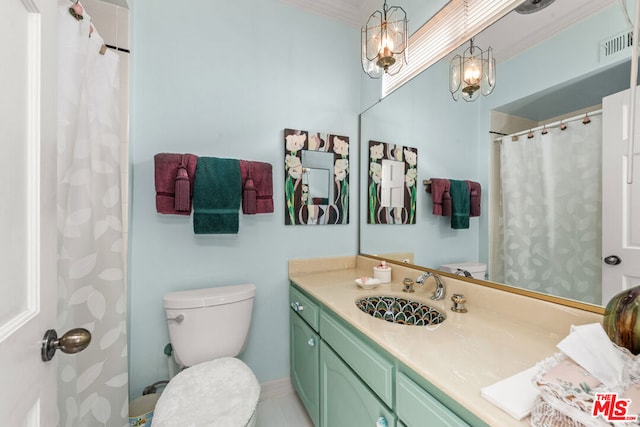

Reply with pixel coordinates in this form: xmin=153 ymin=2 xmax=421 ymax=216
xmin=451 ymin=293 xmax=467 ymax=313
xmin=402 ymin=278 xmax=415 ymax=293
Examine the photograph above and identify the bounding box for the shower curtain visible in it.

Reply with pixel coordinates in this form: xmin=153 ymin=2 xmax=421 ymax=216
xmin=495 ymin=115 xmax=602 ymax=304
xmin=57 ymin=2 xmax=128 ymax=426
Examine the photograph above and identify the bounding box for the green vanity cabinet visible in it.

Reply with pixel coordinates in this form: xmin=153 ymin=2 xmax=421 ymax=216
xmin=396 ymin=372 xmax=469 ymax=427
xmin=320 ymin=341 xmax=396 ymax=427
xmin=290 ymin=286 xmax=320 ymax=330
xmin=319 ymin=311 xmax=394 ymax=407
xmin=289 ymin=283 xmax=485 ymax=427
xmin=290 ymin=288 xmax=321 ymax=426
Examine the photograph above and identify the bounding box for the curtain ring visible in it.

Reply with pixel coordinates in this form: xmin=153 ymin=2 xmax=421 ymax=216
xmin=560 ymin=120 xmax=567 ymax=131
xmin=583 ymin=113 xmax=591 ymax=124
xmin=541 ymin=124 xmax=548 ymax=135
xmin=527 ymin=129 xmax=534 ymax=139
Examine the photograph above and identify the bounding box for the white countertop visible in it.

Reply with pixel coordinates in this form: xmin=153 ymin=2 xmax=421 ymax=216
xmin=289 ymin=256 xmax=603 ymax=426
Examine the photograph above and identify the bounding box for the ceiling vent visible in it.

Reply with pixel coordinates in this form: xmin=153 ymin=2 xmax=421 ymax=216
xmin=600 ymin=30 xmax=633 ymax=64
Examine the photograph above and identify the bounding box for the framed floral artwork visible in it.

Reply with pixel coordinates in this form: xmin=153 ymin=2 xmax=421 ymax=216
xmin=284 ymin=128 xmax=349 ymax=225
xmin=367 ymin=140 xmax=417 ymax=224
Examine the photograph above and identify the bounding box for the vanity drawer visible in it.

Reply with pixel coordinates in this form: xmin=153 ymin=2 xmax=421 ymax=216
xmin=289 ymin=285 xmax=319 ymax=332
xmin=320 ymin=311 xmax=394 ymax=406
xmin=396 ymin=372 xmax=469 ymax=427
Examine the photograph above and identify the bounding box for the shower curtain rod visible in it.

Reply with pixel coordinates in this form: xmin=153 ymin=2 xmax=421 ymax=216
xmin=493 ymin=108 xmax=602 ymax=143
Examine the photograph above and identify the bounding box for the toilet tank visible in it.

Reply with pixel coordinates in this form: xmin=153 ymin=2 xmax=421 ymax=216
xmin=163 ymin=284 xmax=256 ymax=367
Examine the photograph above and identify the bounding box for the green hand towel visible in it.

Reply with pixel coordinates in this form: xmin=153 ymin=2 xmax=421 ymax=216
xmin=193 ymin=157 xmax=241 ymax=234
xmin=450 ymin=179 xmax=470 ymax=230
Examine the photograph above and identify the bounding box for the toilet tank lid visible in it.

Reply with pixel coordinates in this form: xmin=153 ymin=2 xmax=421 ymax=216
xmin=164 ymin=284 xmax=256 ymax=309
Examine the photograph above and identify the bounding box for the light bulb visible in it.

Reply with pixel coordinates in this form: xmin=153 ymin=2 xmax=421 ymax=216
xmin=463 ymin=57 xmax=481 ymax=86
xmin=382 ymin=35 xmax=394 ymax=52
xmin=376 ymin=32 xmax=396 ymax=70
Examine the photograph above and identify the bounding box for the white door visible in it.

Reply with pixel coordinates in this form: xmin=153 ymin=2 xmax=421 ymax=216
xmin=0 ymin=0 xmax=59 ymax=424
xmin=602 ymin=87 xmax=640 ymax=305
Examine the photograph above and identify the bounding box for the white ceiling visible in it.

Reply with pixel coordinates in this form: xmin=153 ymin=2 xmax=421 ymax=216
xmin=278 ymin=0 xmax=381 ymax=28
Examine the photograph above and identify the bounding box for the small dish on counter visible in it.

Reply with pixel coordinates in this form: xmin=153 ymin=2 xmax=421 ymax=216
xmin=355 ymin=277 xmax=381 ymax=290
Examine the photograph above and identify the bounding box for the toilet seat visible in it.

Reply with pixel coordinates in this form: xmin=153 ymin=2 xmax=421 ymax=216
xmin=152 ymin=357 xmax=260 ymax=427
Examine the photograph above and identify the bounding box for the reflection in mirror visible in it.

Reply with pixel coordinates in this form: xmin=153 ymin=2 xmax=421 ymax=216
xmin=381 ymin=159 xmax=405 ymax=208
xmin=302 ymin=150 xmax=334 ymax=205
xmin=367 ymin=141 xmax=418 ymax=225
xmin=359 ymin=0 xmax=625 ymax=308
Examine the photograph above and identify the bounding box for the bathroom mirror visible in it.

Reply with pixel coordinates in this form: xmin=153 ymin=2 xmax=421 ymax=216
xmin=284 ymin=128 xmax=349 ymax=225
xmin=302 ymin=150 xmax=334 ymax=205
xmin=359 ymin=0 xmax=625 ymax=309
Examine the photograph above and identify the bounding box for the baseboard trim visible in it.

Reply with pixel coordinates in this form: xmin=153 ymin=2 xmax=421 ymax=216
xmin=259 ymin=377 xmax=295 ymax=401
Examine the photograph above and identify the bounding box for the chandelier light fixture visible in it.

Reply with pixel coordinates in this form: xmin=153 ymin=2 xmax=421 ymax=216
xmin=449 ymin=38 xmax=496 ymax=102
xmin=361 ymin=0 xmax=408 ymax=79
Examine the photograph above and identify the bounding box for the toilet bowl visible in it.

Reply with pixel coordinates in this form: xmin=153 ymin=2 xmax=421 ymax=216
xmin=152 ymin=284 xmax=259 ymax=426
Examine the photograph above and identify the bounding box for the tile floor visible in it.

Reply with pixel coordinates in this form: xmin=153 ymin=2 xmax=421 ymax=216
xmin=256 ymin=388 xmax=313 ymax=427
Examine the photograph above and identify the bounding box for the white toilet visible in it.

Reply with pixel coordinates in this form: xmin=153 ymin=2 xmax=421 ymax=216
xmin=153 ymin=284 xmax=260 ymax=427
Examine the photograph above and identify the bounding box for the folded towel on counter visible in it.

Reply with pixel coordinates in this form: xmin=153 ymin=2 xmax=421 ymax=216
xmin=154 ymin=153 xmax=198 ymax=215
xmin=465 ymin=180 xmax=481 ymax=217
xmin=481 ymin=366 xmax=539 ymax=420
xmin=239 ymin=160 xmax=274 ymax=214
xmin=193 ymin=157 xmax=241 ymax=234
xmin=556 ymin=323 xmax=626 ymax=388
xmin=425 ymin=178 xmax=451 ymax=216
xmin=450 ymin=179 xmax=470 ymax=229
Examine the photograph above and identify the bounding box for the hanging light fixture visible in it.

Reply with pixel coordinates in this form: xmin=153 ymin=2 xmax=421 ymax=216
xmin=361 ymin=1 xmax=408 ymax=79
xmin=449 ymin=38 xmax=496 ymax=102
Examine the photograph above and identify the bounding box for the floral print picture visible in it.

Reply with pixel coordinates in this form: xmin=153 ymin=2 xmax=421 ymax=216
xmin=284 ymin=128 xmax=349 ymax=225
xmin=368 ymin=140 xmax=417 ymax=224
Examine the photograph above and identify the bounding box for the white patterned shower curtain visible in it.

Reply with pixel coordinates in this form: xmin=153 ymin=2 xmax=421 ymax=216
xmin=494 ymin=115 xmax=602 ymax=304
xmin=57 ymin=1 xmax=128 ymax=426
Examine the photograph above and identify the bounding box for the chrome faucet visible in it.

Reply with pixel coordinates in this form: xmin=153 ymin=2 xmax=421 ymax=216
xmin=416 ymin=272 xmax=446 ymax=300
xmin=454 ymin=268 xmax=472 ymax=278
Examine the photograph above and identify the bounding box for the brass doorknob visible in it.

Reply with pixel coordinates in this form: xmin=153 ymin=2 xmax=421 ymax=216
xmin=41 ymin=328 xmax=91 ymax=362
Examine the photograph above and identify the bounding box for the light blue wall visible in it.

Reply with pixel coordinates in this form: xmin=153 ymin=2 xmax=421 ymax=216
xmin=360 ymin=60 xmax=481 ymax=267
xmin=128 ymin=0 xmax=361 ymax=397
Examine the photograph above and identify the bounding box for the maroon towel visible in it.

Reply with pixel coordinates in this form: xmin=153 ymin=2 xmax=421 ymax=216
xmin=426 ymin=178 xmax=451 ymax=216
xmin=465 ymin=180 xmax=481 ymax=217
xmin=240 ymin=160 xmax=273 ymax=214
xmin=154 ymin=153 xmax=198 ymax=215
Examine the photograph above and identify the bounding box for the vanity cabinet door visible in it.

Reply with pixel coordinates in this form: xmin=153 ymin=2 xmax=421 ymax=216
xmin=290 ymin=309 xmax=320 ymax=426
xmin=320 ymin=342 xmax=396 ymax=427
xmin=320 ymin=311 xmax=394 ymax=406
xmin=396 ymin=372 xmax=469 ymax=427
